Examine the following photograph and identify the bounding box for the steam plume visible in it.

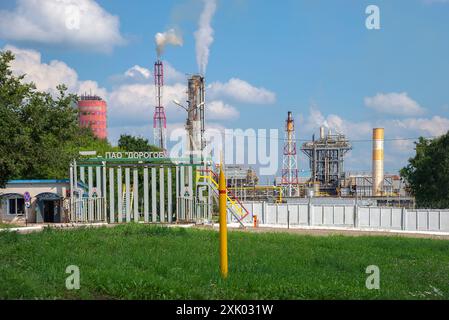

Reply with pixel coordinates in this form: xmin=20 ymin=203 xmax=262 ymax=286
xmin=194 ymin=0 xmax=217 ymax=75
xmin=155 ymin=29 xmax=183 ymax=57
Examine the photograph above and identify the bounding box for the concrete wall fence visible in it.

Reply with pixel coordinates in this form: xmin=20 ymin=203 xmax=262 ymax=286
xmin=237 ymin=202 xmax=449 ymax=233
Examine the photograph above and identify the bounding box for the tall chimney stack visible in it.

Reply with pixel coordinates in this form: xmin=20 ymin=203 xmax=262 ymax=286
xmin=372 ymin=128 xmax=384 ymax=196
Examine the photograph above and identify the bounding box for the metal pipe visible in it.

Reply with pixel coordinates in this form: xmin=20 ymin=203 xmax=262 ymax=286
xmin=320 ymin=126 xmax=325 ymax=140
xmin=219 ymin=165 xmax=228 ymax=279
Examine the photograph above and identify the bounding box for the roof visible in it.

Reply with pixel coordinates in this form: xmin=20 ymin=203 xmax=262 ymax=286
xmin=7 ymin=179 xmax=70 ymax=184
xmin=6 ymin=180 xmax=87 ymax=190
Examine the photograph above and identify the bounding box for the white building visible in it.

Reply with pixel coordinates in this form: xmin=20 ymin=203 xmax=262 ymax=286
xmin=0 ymin=180 xmax=81 ymax=224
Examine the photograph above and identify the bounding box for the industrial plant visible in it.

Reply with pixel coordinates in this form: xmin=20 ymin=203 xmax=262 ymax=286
xmin=74 ymin=81 xmax=412 ymax=210
xmin=40 ymin=55 xmax=410 ymax=229
xmin=42 ymin=0 xmax=412 ymax=218
xmin=1 ymin=15 xmax=419 ymax=231
xmin=67 ymin=6 xmax=417 ymax=213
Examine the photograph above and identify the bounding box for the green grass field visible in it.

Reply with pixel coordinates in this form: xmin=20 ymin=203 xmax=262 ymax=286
xmin=1 ymin=224 xmax=449 ymax=299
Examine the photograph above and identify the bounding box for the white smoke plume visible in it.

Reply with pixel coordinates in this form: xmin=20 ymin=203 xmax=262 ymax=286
xmin=194 ymin=0 xmax=217 ymax=75
xmin=155 ymin=29 xmax=183 ymax=57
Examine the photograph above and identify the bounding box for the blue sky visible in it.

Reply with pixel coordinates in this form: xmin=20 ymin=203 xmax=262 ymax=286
xmin=0 ymin=0 xmax=448 ymax=177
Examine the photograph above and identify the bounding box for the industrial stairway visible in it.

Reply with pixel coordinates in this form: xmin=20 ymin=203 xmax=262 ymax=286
xmin=196 ymin=168 xmax=251 ymax=228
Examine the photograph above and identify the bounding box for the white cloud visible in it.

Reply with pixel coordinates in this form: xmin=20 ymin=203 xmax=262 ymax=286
xmin=305 ymin=105 xmax=326 ymax=129
xmin=207 ymin=100 xmax=239 ymax=120
xmin=395 ymin=116 xmax=449 ymax=136
xmin=124 ymin=65 xmax=151 ymax=81
xmin=301 ymin=106 xmax=372 ymax=138
xmin=108 ymin=65 xmax=151 ymax=85
xmin=110 ymin=61 xmax=185 ymax=85
xmin=5 ymin=44 xmax=107 ymax=97
xmin=208 ymin=78 xmax=276 ymax=104
xmin=0 ymin=0 xmax=125 ymax=52
xmin=108 ymin=82 xmax=187 ymax=127
xmin=391 ymin=139 xmax=415 ymax=153
xmin=77 ymin=80 xmax=107 ymax=99
xmin=163 ymin=61 xmax=187 ymax=84
xmin=364 ymin=92 xmax=425 ymax=116
xmin=107 ymin=64 xmax=239 ymax=127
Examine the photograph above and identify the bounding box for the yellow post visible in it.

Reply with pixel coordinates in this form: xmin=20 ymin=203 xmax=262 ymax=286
xmin=219 ymin=165 xmax=228 ymax=278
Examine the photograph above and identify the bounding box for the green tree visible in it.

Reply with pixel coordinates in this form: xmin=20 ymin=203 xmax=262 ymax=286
xmin=0 ymin=51 xmax=30 ymax=187
xmin=76 ymin=128 xmax=119 ymax=157
xmin=118 ymin=134 xmax=161 ymax=152
xmin=0 ymin=50 xmax=108 ymax=187
xmin=400 ymin=133 xmax=449 ymax=208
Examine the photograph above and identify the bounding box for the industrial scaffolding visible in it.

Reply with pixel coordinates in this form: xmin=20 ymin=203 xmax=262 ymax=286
xmin=301 ymin=127 xmax=352 ymax=194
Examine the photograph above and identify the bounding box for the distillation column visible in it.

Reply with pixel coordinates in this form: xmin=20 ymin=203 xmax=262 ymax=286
xmin=186 ymin=75 xmax=205 ymax=163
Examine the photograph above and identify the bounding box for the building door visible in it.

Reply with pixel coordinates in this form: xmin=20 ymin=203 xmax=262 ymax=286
xmin=43 ymin=200 xmax=55 ymax=223
xmin=36 ymin=193 xmax=62 ymax=223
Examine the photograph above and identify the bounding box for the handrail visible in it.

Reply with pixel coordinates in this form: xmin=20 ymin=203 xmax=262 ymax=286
xmin=207 ymin=170 xmax=254 ymax=220
xmin=197 ymin=174 xmax=245 ymax=217
xmin=206 ymin=183 xmax=245 ymax=228
xmin=197 ymin=170 xmax=252 ymax=221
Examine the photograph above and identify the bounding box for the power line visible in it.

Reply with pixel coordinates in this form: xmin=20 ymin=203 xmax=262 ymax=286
xmin=215 ymin=130 xmax=436 ymax=143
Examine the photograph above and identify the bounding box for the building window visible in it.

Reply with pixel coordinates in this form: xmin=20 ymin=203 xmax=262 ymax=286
xmin=8 ymin=198 xmax=25 ymax=215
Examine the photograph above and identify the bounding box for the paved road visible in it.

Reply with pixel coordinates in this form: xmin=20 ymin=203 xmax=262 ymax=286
xmin=198 ymin=224 xmax=449 ymax=240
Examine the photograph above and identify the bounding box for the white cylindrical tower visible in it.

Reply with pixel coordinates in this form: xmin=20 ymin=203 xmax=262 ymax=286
xmin=372 ymin=128 xmax=384 ymax=196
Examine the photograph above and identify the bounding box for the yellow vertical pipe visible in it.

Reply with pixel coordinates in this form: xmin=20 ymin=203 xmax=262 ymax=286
xmin=219 ymin=165 xmax=228 ymax=279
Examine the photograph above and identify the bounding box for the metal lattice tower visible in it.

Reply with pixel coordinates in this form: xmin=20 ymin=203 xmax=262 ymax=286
xmin=281 ymin=111 xmax=299 ymax=197
xmin=153 ymin=60 xmax=167 ymax=151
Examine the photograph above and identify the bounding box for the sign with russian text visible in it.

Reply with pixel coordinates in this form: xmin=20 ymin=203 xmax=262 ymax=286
xmin=104 ymin=151 xmax=166 ymax=159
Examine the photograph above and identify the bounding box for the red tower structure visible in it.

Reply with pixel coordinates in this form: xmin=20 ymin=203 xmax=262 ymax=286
xmin=78 ymin=94 xmax=107 ymax=140
xmin=153 ymin=60 xmax=167 ymax=151
xmin=281 ymin=111 xmax=299 ymax=197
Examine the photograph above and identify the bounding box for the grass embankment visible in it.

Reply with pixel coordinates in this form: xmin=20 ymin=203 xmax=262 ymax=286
xmin=1 ymin=224 xmax=449 ymax=299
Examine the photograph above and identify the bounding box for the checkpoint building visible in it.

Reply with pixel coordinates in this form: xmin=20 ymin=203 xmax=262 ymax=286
xmin=0 ymin=180 xmax=86 ymax=224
